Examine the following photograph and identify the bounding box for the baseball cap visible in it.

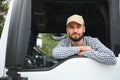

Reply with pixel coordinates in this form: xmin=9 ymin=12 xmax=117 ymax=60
xmin=66 ymin=14 xmax=85 ymax=25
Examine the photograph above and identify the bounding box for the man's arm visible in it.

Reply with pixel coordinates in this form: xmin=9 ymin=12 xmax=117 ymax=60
xmin=52 ymin=39 xmax=80 ymax=59
xmin=83 ymin=38 xmax=117 ymax=65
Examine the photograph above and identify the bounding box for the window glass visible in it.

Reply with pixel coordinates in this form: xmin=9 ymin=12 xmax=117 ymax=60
xmin=23 ymin=33 xmax=67 ymax=69
xmin=36 ymin=33 xmax=66 ymax=57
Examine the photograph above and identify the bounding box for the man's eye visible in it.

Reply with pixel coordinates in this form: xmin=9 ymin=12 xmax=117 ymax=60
xmin=69 ymin=26 xmax=73 ymax=28
xmin=77 ymin=25 xmax=82 ymax=28
xmin=78 ymin=26 xmax=81 ymax=28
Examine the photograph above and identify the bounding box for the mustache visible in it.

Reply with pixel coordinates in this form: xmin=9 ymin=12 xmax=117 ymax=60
xmin=71 ymin=33 xmax=80 ymax=36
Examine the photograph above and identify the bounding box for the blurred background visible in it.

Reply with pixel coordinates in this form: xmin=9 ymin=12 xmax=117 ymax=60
xmin=0 ymin=0 xmax=10 ymax=37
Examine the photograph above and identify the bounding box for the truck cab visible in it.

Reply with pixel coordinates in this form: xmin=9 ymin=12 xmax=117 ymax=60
xmin=0 ymin=0 xmax=120 ymax=80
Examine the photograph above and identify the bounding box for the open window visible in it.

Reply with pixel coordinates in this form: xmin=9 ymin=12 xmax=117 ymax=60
xmin=24 ymin=0 xmax=112 ymax=70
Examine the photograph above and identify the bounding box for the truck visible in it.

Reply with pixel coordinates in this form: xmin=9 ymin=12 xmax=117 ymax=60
xmin=0 ymin=0 xmax=120 ymax=80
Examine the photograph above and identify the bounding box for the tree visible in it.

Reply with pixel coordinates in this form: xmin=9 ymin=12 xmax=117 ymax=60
xmin=0 ymin=0 xmax=9 ymax=37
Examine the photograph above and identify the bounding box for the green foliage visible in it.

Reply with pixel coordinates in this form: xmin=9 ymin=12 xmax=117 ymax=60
xmin=41 ymin=34 xmax=59 ymax=57
xmin=0 ymin=0 xmax=9 ymax=13
xmin=0 ymin=0 xmax=9 ymax=37
xmin=0 ymin=25 xmax=3 ymax=37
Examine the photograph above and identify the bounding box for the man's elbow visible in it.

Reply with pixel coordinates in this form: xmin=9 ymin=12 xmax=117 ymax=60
xmin=106 ymin=56 xmax=117 ymax=65
xmin=111 ymin=57 xmax=117 ymax=65
xmin=52 ymin=53 xmax=59 ymax=59
xmin=52 ymin=52 xmax=67 ymax=59
xmin=52 ymin=52 xmax=62 ymax=59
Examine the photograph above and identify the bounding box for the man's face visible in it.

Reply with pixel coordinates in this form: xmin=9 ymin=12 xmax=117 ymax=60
xmin=66 ymin=21 xmax=85 ymax=42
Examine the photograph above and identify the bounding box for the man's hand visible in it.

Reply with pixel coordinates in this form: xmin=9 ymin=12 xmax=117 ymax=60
xmin=79 ymin=46 xmax=93 ymax=51
xmin=77 ymin=46 xmax=93 ymax=56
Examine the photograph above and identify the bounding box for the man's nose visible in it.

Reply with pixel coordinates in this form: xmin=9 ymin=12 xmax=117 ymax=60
xmin=73 ymin=28 xmax=78 ymax=32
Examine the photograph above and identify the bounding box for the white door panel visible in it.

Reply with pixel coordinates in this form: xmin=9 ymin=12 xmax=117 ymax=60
xmin=19 ymin=57 xmax=120 ymax=80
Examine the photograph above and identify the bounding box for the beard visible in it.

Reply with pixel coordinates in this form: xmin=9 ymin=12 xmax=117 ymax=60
xmin=69 ymin=33 xmax=84 ymax=42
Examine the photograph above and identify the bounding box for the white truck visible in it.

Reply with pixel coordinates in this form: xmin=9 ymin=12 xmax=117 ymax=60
xmin=0 ymin=0 xmax=120 ymax=80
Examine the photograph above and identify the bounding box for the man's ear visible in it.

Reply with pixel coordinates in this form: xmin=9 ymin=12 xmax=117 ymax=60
xmin=66 ymin=27 xmax=69 ymax=34
xmin=83 ymin=26 xmax=86 ymax=33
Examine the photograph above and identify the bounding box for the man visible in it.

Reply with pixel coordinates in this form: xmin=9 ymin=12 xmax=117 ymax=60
xmin=52 ymin=14 xmax=117 ymax=65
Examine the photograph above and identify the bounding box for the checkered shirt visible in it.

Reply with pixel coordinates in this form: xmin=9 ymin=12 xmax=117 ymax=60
xmin=52 ymin=36 xmax=117 ymax=65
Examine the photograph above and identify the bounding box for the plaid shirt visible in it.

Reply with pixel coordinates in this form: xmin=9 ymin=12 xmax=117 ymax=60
xmin=52 ymin=36 xmax=117 ymax=65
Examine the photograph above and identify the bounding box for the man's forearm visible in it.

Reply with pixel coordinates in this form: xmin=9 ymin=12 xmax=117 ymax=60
xmin=52 ymin=47 xmax=80 ymax=59
xmin=84 ymin=50 xmax=117 ymax=65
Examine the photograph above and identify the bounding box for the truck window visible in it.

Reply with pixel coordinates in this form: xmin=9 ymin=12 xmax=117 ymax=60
xmin=23 ymin=0 xmax=112 ymax=70
xmin=23 ymin=33 xmax=67 ymax=69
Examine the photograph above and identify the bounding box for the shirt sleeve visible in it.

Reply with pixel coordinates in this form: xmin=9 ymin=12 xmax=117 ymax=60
xmin=84 ymin=38 xmax=117 ymax=65
xmin=52 ymin=39 xmax=80 ymax=59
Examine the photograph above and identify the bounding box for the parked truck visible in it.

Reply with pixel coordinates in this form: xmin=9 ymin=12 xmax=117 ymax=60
xmin=0 ymin=0 xmax=120 ymax=80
